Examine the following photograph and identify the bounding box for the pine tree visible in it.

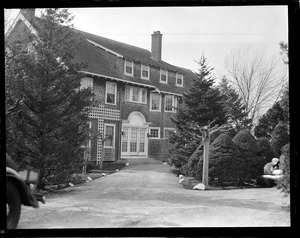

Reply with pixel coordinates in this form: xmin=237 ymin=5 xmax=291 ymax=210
xmin=254 ymin=101 xmax=287 ymax=139
xmin=218 ymin=76 xmax=251 ymax=130
xmin=5 ymin=9 xmax=93 ymax=188
xmin=168 ymin=54 xmax=227 ymax=168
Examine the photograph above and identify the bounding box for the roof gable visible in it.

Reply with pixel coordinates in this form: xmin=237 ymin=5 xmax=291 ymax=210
xmin=8 ymin=14 xmax=198 ymax=95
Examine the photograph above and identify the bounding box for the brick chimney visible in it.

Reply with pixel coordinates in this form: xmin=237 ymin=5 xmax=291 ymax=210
xmin=20 ymin=8 xmax=35 ymax=22
xmin=151 ymin=31 xmax=162 ymax=61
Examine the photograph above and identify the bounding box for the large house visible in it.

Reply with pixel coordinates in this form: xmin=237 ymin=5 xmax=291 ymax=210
xmin=7 ymin=9 xmax=198 ymax=164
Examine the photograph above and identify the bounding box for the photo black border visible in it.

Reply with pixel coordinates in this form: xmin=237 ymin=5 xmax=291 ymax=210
xmin=2 ymin=0 xmax=298 ymax=237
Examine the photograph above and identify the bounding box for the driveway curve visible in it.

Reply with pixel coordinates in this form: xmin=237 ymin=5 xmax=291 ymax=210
xmin=18 ymin=163 xmax=290 ymax=228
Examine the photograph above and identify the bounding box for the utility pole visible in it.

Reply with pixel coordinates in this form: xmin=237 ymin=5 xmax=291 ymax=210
xmin=194 ymin=118 xmax=231 ymax=188
xmin=202 ymin=126 xmax=210 ymax=187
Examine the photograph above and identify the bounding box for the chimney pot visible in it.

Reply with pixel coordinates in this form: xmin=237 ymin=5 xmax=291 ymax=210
xmin=151 ymin=31 xmax=162 ymax=61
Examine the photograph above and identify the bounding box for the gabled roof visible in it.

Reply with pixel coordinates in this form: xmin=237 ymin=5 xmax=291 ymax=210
xmin=71 ymin=28 xmax=197 ymax=95
xmin=9 ymin=13 xmax=198 ymax=95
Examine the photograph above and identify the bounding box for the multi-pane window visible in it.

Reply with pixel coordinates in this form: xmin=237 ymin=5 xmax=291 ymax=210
xmin=125 ymin=86 xmax=147 ymax=104
xmin=105 ymin=82 xmax=117 ymax=105
xmin=104 ymin=124 xmax=115 ymax=148
xmin=176 ymin=73 xmax=183 ymax=87
xmin=124 ymin=60 xmax=134 ymax=76
xmin=149 ymin=128 xmax=160 ymax=139
xmin=160 ymin=69 xmax=168 ymax=84
xmin=141 ymin=64 xmax=150 ymax=80
xmin=165 ymin=95 xmax=178 ymax=112
xmin=150 ymin=93 xmax=161 ymax=111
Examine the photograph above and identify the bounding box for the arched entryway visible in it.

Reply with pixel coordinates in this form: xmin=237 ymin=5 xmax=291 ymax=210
xmin=121 ymin=112 xmax=150 ymax=158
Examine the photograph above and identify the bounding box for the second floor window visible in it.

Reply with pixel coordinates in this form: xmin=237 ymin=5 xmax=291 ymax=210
xmin=160 ymin=69 xmax=168 ymax=84
xmin=141 ymin=64 xmax=150 ymax=80
xmin=150 ymin=93 xmax=161 ymax=111
xmin=124 ymin=60 xmax=134 ymax=76
xmin=105 ymin=82 xmax=117 ymax=105
xmin=165 ymin=95 xmax=178 ymax=112
xmin=125 ymin=86 xmax=147 ymax=104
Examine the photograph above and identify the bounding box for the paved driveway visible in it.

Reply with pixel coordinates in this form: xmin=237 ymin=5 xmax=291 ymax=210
xmin=17 ymin=162 xmax=290 ymax=228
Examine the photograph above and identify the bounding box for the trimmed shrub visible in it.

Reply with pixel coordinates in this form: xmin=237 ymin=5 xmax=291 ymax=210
xmin=232 ymin=129 xmax=262 ymax=156
xmin=197 ymin=134 xmax=243 ymax=185
xmin=257 ymin=138 xmax=277 ymax=162
xmin=86 ymin=162 xmax=93 ymax=173
xmin=167 ymin=143 xmax=196 ymax=169
xmin=181 ymin=146 xmax=203 ymax=177
xmin=233 ymin=130 xmax=266 ymax=182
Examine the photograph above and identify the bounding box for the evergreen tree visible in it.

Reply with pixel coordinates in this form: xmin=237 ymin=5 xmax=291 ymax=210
xmin=270 ymin=122 xmax=290 ymax=157
xmin=5 ymin=9 xmax=93 ymax=188
xmin=168 ymin=54 xmax=227 ymax=168
xmin=218 ymin=76 xmax=251 ymax=130
xmin=254 ymin=101 xmax=287 ymax=139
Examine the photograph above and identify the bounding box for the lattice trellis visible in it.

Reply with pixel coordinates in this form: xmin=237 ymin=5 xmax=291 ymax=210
xmin=87 ymin=104 xmax=120 ymax=120
xmin=87 ymin=104 xmax=120 ymax=163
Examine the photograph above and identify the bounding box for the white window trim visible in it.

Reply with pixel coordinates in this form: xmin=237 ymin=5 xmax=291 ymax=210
xmin=125 ymin=86 xmax=147 ymax=104
xmin=176 ymin=73 xmax=184 ymax=87
xmin=141 ymin=64 xmax=150 ymax=80
xmin=124 ymin=59 xmax=134 ymax=76
xmin=150 ymin=93 xmax=161 ymax=112
xmin=104 ymin=123 xmax=116 ymax=148
xmin=149 ymin=127 xmax=161 ymax=139
xmin=163 ymin=127 xmax=176 ymax=138
xmin=105 ymin=82 xmax=117 ymax=105
xmin=164 ymin=95 xmax=178 ymax=113
xmin=160 ymin=69 xmax=168 ymax=84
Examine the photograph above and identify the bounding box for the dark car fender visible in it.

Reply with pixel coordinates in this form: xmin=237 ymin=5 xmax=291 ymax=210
xmin=6 ymin=168 xmax=39 ymax=208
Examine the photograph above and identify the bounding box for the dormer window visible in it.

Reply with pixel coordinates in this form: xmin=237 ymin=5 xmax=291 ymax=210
xmin=141 ymin=64 xmax=150 ymax=80
xmin=176 ymin=73 xmax=183 ymax=87
xmin=124 ymin=60 xmax=134 ymax=76
xmin=160 ymin=69 xmax=168 ymax=84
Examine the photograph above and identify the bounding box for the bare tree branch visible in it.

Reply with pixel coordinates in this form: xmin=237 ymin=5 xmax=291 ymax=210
xmin=225 ymin=47 xmax=288 ymax=129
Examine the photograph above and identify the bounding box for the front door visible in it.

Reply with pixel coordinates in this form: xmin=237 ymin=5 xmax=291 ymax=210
xmin=121 ymin=126 xmax=147 ymax=156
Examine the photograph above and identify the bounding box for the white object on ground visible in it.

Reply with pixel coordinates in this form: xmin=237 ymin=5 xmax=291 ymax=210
xmin=178 ymin=174 xmax=184 ymax=179
xmin=162 ymin=162 xmax=167 ymax=165
xmin=87 ymin=176 xmax=92 ymax=181
xmin=102 ymin=173 xmax=107 ymax=176
xmin=116 ymin=169 xmax=119 ymax=172
xmin=193 ymin=183 xmax=205 ymax=190
xmin=85 ymin=180 xmax=90 ymax=183
xmin=179 ymin=178 xmax=185 ymax=184
xmin=68 ymin=182 xmax=74 ymax=187
xmin=126 ymin=163 xmax=129 ymax=166
xmin=262 ymin=174 xmax=283 ymax=180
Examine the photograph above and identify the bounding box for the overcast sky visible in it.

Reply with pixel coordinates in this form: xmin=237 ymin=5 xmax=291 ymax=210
xmin=6 ymin=6 xmax=288 ymax=80
xmin=67 ymin=6 xmax=288 ymax=77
